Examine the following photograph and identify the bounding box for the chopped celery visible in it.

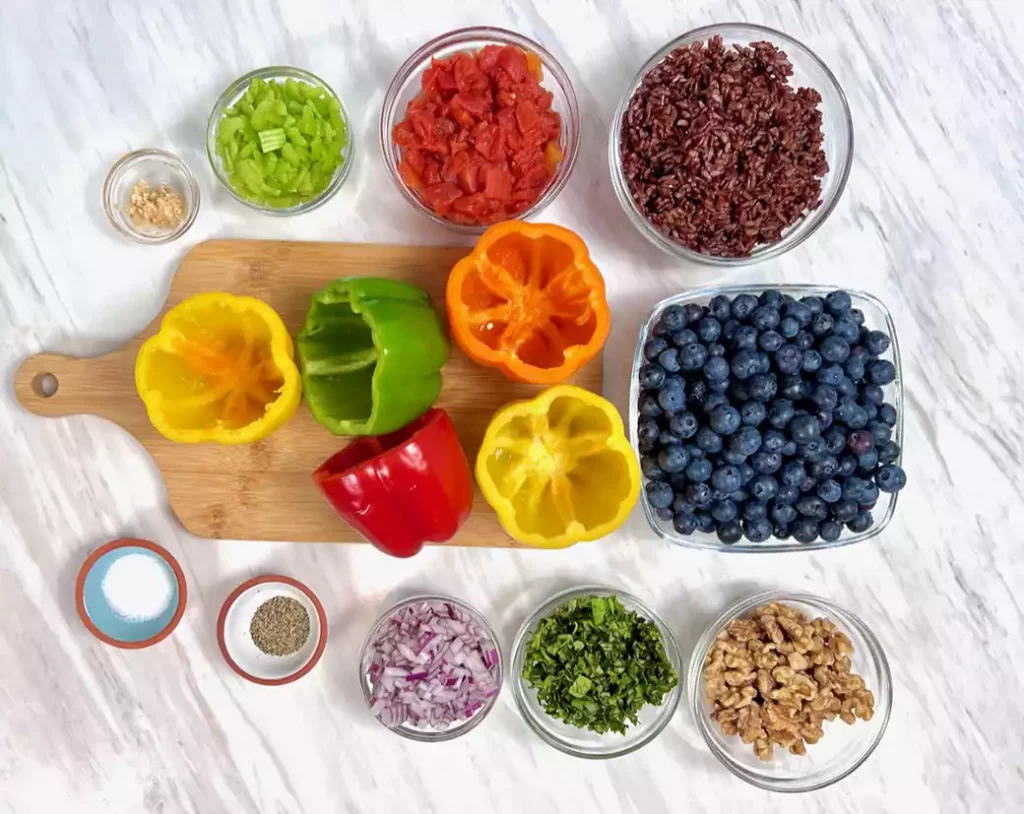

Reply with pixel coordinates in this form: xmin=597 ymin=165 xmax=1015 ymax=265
xmin=258 ymin=127 xmax=287 ymax=153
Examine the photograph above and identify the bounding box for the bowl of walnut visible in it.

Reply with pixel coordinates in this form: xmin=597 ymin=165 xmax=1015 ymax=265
xmin=686 ymin=592 xmax=892 ymax=792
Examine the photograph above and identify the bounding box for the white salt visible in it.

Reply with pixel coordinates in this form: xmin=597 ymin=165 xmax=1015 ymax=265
xmin=101 ymin=553 xmax=175 ymax=621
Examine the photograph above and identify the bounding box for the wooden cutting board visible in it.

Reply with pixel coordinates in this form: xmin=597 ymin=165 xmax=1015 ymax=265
xmin=13 ymin=239 xmax=603 ymax=545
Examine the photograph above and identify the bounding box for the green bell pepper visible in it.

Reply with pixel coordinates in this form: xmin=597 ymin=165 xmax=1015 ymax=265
xmin=296 ymin=278 xmax=448 ymax=436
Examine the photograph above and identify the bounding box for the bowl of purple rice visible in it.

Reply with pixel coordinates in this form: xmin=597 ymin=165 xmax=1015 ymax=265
xmin=610 ymin=23 xmax=853 ymax=265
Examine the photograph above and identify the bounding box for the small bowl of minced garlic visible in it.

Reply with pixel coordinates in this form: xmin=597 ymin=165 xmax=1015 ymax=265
xmin=103 ymin=148 xmax=200 ymax=244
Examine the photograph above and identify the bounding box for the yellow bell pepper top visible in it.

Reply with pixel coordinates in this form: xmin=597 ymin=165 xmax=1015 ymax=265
xmin=475 ymin=385 xmax=641 ymax=548
xmin=135 ymin=292 xmax=301 ymax=444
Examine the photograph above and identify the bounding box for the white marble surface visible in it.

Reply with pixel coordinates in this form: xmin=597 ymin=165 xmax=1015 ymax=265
xmin=2 ymin=1 xmax=1022 ymax=812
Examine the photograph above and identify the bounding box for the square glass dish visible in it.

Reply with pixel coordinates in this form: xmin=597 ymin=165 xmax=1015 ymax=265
xmin=629 ymin=284 xmax=904 ymax=553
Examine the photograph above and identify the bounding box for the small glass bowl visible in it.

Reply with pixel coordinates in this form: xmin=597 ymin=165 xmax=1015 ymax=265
xmin=103 ymin=149 xmax=199 ymax=244
xmin=380 ymin=26 xmax=580 ymax=233
xmin=358 ymin=594 xmax=503 ymax=742
xmin=510 ymin=585 xmax=682 ymax=759
xmin=610 ymin=23 xmax=853 ymax=265
xmin=687 ymin=591 xmax=892 ymax=792
xmin=206 ymin=66 xmax=354 ymax=216
xmin=630 ymin=284 xmax=903 ymax=553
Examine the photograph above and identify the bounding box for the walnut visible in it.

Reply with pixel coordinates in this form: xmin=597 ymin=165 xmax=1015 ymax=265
xmin=701 ymin=601 xmax=875 ymax=762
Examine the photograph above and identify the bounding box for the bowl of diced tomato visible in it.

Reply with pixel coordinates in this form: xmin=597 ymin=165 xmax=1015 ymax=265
xmin=381 ymin=27 xmax=581 ymax=231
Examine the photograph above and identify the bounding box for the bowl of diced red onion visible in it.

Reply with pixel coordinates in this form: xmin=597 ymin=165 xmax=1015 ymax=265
xmin=359 ymin=594 xmax=503 ymax=741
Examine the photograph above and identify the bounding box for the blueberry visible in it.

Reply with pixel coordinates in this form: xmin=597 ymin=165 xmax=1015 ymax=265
xmin=800 ymin=295 xmax=824 ymax=316
xmin=844 ymin=355 xmax=866 ymax=381
xmin=696 ymin=427 xmax=723 ymax=454
xmin=639 ymin=364 xmax=666 ymax=390
xmin=658 ymin=428 xmax=680 ymax=446
xmin=825 ymin=290 xmax=852 ymax=315
xmin=878 ymin=403 xmax=898 ymax=426
xmin=816 ymin=479 xmax=842 ymax=503
xmin=770 ymin=500 xmax=798 ymax=525
xmin=811 ymin=313 xmax=835 ymax=336
xmin=711 ymin=499 xmax=738 ymax=523
xmin=685 ymin=458 xmax=713 ymax=482
xmin=847 ymin=511 xmax=873 ymax=533
xmin=820 ymin=335 xmax=851 ymax=363
xmin=640 ymin=454 xmax=664 ymax=480
xmin=759 ymin=290 xmax=784 ymax=307
xmin=686 ymin=482 xmax=714 ymax=507
xmin=797 ymin=495 xmax=828 ymax=520
xmin=864 ymin=330 xmax=890 ymax=356
xmin=841 ymin=476 xmax=870 ymax=502
xmin=758 ymin=329 xmax=784 ymax=352
xmin=731 ymin=349 xmax=761 ymax=380
xmin=729 ymin=381 xmax=751 ymax=403
xmin=831 ymin=500 xmax=858 ymax=524
xmin=687 ymin=379 xmax=709 ymax=407
xmin=837 ymin=376 xmax=858 ymax=399
xmin=716 ymin=521 xmax=744 ymax=544
xmin=658 ymin=384 xmax=686 ymax=413
xmin=751 ymin=451 xmax=782 ymax=475
xmin=740 ymin=463 xmax=756 ymax=485
xmin=750 ymin=474 xmax=780 ymax=501
xmin=638 ymin=418 xmax=660 ymax=446
xmin=768 ymin=399 xmax=795 ymax=429
xmin=867 ymin=360 xmax=896 ymax=385
xmin=741 ymin=401 xmax=767 ymax=427
xmin=864 ymin=402 xmax=879 ymax=421
xmin=795 ymin=331 xmax=816 ymax=351
xmin=730 ymin=426 xmax=762 ymax=457
xmin=670 ymin=328 xmax=698 ymax=348
xmin=780 ymin=374 xmax=810 ymax=401
xmin=859 ymin=482 xmax=880 ymax=506
xmin=833 ymin=318 xmax=860 ymax=344
xmin=709 ymin=405 xmax=741 ymax=435
xmin=819 ymin=520 xmax=842 ymax=542
xmin=711 ymin=465 xmax=743 ymax=494
xmin=704 ymin=355 xmax=730 ymax=381
xmin=661 ymin=305 xmax=687 ymax=331
xmin=664 ymin=412 xmax=694 ymax=439
xmin=815 ymin=365 xmax=842 ymax=387
xmin=846 ymin=430 xmax=873 ymax=455
xmin=846 ymin=405 xmax=870 ymax=429
xmin=876 ymin=465 xmax=907 ymax=493
xmin=672 ymin=512 xmax=698 ymax=535
xmin=798 ymin=350 xmax=821 ymax=375
xmin=742 ymin=501 xmax=768 ymax=522
xmin=779 ymin=316 xmax=800 ymax=339
xmin=658 ymin=443 xmax=690 ymax=473
xmin=731 ymin=294 xmax=759 ymax=321
xmin=861 ymin=384 xmax=885 ymax=406
xmin=696 ymin=317 xmax=722 ymax=343
xmin=644 ymin=337 xmax=668 ymax=361
xmin=646 ymin=481 xmax=674 ymax=509
xmin=851 ymin=308 xmax=866 ymax=326
xmin=757 ymin=431 xmax=782 ymax=456
xmin=684 ymin=443 xmax=704 ymax=460
xmin=683 ymin=303 xmax=705 ymax=324
xmin=755 ymin=351 xmax=772 ymax=374
xmin=721 ymin=319 xmax=742 ymax=343
xmin=708 ymin=377 xmax=730 ymax=393
xmin=774 ymin=344 xmax=802 ymax=375
xmin=776 ymin=483 xmax=799 ymax=504
xmin=791 ymin=517 xmax=820 ymax=544
xmin=680 ymin=343 xmax=708 ymax=372
xmin=659 ymin=347 xmax=682 ymax=373
xmin=788 ymin=414 xmax=819 ymax=444
xmin=652 ymin=320 xmax=669 ymax=337
xmin=781 ymin=440 xmax=798 ymax=456
xmin=809 ymin=455 xmax=839 ymax=478
xmin=781 ymin=461 xmax=806 ymax=486
xmin=783 ymin=300 xmax=812 ymax=326
xmin=655 ymin=507 xmax=674 ymax=521
xmin=743 ymin=516 xmax=772 ymax=542
xmin=694 ymin=512 xmax=715 ymax=532
xmin=721 ymin=449 xmax=748 ymax=465
xmin=809 ymin=384 xmax=837 ymax=412
xmin=876 ymin=440 xmax=901 ymax=465
xmin=837 ymin=455 xmax=858 ymax=478
xmin=751 ymin=305 xmax=781 ymax=331
xmin=672 ymin=493 xmax=696 ymax=513
xmin=823 ymin=425 xmax=847 ymax=454
xmin=748 ymin=373 xmax=778 ymax=402
xmin=639 ymin=394 xmax=663 ymax=418
xmin=707 ymin=342 xmax=726 ymax=358
xmin=709 ymin=295 xmax=732 ymax=321
xmin=703 ymin=392 xmax=729 ymax=415
xmin=773 ymin=521 xmax=793 ymax=540
xmin=733 ymin=325 xmax=759 ymax=350
xmin=798 ymin=438 xmax=828 ymax=461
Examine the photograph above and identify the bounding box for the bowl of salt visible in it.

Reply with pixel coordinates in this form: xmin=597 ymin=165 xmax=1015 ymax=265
xmin=76 ymin=538 xmax=187 ymax=648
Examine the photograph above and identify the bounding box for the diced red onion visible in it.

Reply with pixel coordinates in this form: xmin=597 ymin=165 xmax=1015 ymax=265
xmin=364 ymin=599 xmax=501 ymax=731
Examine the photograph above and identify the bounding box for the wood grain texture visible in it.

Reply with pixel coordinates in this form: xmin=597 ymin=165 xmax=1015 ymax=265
xmin=13 ymin=239 xmax=603 ymax=543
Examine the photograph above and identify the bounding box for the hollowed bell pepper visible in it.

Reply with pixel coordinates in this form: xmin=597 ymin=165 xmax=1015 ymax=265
xmin=446 ymin=221 xmax=610 ymax=384
xmin=476 ymin=385 xmax=640 ymax=548
xmin=134 ymin=292 xmax=301 ymax=444
xmin=313 ymin=409 xmax=473 ymax=557
xmin=297 ymin=278 xmax=449 ymax=436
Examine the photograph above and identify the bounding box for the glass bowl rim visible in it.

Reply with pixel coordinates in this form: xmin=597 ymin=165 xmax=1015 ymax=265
xmin=357 ymin=592 xmax=504 ymax=742
xmin=686 ymin=590 xmax=893 ymax=792
xmin=205 ymin=65 xmax=354 ymax=216
xmin=608 ymin=21 xmax=854 ymax=266
xmin=629 ymin=283 xmax=904 ymax=553
xmin=378 ymin=25 xmax=581 ymax=234
xmin=102 ymin=148 xmax=201 ymax=244
xmin=510 ymin=584 xmax=683 ymax=759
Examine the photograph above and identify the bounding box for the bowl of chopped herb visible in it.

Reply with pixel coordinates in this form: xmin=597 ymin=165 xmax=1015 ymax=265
xmin=510 ymin=586 xmax=681 ymax=758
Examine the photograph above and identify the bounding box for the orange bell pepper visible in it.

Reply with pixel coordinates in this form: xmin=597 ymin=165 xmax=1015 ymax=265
xmin=446 ymin=221 xmax=610 ymax=384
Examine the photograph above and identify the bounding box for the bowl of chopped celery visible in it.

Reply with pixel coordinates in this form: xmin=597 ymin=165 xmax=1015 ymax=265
xmin=206 ymin=66 xmax=353 ymax=215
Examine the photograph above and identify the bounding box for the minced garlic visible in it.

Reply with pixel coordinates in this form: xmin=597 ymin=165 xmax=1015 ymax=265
xmin=126 ymin=180 xmax=186 ymax=230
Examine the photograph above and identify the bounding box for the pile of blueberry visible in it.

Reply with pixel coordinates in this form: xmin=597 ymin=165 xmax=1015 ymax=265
xmin=637 ymin=289 xmax=907 ymax=545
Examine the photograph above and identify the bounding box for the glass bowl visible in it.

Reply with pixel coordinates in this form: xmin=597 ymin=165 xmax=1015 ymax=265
xmin=630 ymin=284 xmax=904 ymax=553
xmin=687 ymin=591 xmax=892 ymax=792
xmin=206 ymin=66 xmax=354 ymax=215
xmin=609 ymin=23 xmax=853 ymax=265
xmin=379 ymin=26 xmax=580 ymax=233
xmin=103 ymin=149 xmax=200 ymax=244
xmin=510 ymin=585 xmax=682 ymax=759
xmin=358 ymin=594 xmax=503 ymax=742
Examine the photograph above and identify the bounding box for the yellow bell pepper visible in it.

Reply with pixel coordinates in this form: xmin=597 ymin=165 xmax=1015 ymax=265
xmin=135 ymin=292 xmax=301 ymax=444
xmin=476 ymin=385 xmax=641 ymax=548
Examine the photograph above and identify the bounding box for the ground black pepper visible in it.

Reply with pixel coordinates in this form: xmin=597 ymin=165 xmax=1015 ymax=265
xmin=249 ymin=596 xmax=310 ymax=656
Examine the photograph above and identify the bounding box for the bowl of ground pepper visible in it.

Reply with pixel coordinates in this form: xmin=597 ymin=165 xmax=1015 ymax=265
xmin=610 ymin=23 xmax=853 ymax=265
xmin=217 ymin=575 xmax=328 ymax=685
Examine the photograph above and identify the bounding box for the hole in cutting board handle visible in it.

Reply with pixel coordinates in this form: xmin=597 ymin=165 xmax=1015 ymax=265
xmin=32 ymin=372 xmax=59 ymax=398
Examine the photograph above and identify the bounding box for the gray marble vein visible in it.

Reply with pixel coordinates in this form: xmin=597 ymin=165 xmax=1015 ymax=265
xmin=2 ymin=0 xmax=1023 ymax=812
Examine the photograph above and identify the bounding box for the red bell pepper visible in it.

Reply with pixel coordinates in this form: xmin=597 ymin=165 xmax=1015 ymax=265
xmin=313 ymin=408 xmax=473 ymax=557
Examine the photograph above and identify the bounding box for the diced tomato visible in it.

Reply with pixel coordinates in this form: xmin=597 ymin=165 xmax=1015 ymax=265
xmin=449 ymin=92 xmax=490 ymax=126
xmin=482 ymin=165 xmax=513 ymax=201
xmin=392 ymin=121 xmax=417 ymax=149
xmin=497 ymin=45 xmax=529 ymax=82
xmin=420 ymin=181 xmax=463 ymax=215
xmin=473 ymin=122 xmax=506 ymax=162
xmin=422 ymin=157 xmax=442 ymax=186
xmin=544 ymin=141 xmax=563 ymax=173
xmin=477 ymin=45 xmax=503 ymax=73
xmin=405 ymin=147 xmax=427 ymax=176
xmin=525 ymin=50 xmax=544 ymax=81
xmin=516 ymin=100 xmax=541 ymax=136
xmin=397 ymin=159 xmax=423 ymax=191
xmin=453 ymin=51 xmax=488 ymax=94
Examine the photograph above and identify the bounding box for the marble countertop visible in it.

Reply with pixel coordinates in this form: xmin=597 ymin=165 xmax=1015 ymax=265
xmin=2 ymin=1 xmax=1022 ymax=812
